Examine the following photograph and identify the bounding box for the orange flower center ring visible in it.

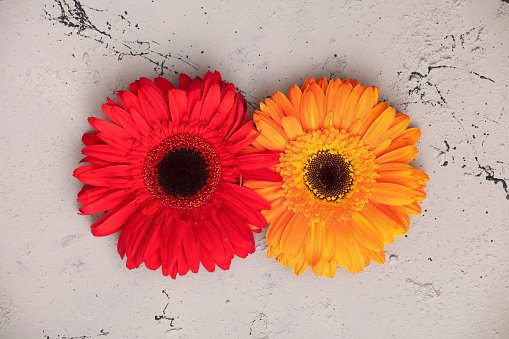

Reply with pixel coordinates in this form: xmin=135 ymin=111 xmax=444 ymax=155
xmin=277 ymin=127 xmax=379 ymax=225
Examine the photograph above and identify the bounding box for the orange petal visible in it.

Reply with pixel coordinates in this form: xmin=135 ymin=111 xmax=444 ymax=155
xmin=371 ymin=139 xmax=392 ymax=157
xmin=311 ymin=258 xmax=338 ymax=278
xmin=243 ymin=180 xmax=282 ymax=189
xmin=334 ymin=230 xmax=354 ymax=272
xmin=308 ymin=83 xmax=326 ymax=123
xmin=362 ymin=247 xmax=385 ymax=265
xmin=263 ymin=197 xmax=287 ymax=220
xmin=390 ymin=201 xmax=422 ymax=215
xmin=382 ymin=113 xmax=411 ymax=141
xmin=377 ymin=173 xmax=420 ymax=190
xmin=350 ymin=213 xmax=385 ymax=251
xmin=322 ymin=226 xmax=336 ymax=263
xmin=288 ymin=85 xmax=302 ymax=110
xmin=359 ymin=207 xmax=394 ymax=244
xmin=272 ymin=91 xmax=298 ymax=118
xmin=336 ymin=237 xmax=370 ymax=273
xmin=348 ymin=119 xmax=362 ymax=134
xmin=377 ymin=163 xmax=415 ymax=174
xmin=300 ymin=90 xmax=320 ymax=131
xmin=281 ymin=116 xmax=304 ymax=140
xmin=322 ymin=112 xmax=333 ymax=128
xmin=301 ymin=78 xmax=314 ymax=91
xmin=266 ymin=209 xmax=294 ymax=246
xmin=396 ymin=128 xmax=421 ymax=144
xmin=304 ymin=222 xmax=325 ymax=267
xmin=254 ymin=118 xmax=289 ymax=151
xmin=362 ymin=106 xmax=395 ymax=149
xmin=263 ymin=98 xmax=285 ymax=123
xmin=337 ymin=220 xmax=353 ymax=241
xmin=324 ymin=79 xmax=342 ymax=116
xmin=353 ymin=86 xmax=378 ymax=122
xmin=292 ymin=251 xmax=310 ymax=276
xmin=315 ymin=77 xmax=329 ymax=93
xmin=376 ymin=145 xmax=418 ymax=164
xmin=367 ymin=202 xmax=408 ymax=235
xmin=381 ymin=129 xmax=421 ymax=155
xmin=358 ymin=104 xmax=391 ymax=136
xmin=369 ymin=182 xmax=415 ymax=206
xmin=331 ymin=82 xmax=353 ymax=129
xmin=280 ymin=212 xmax=310 ymax=254
xmin=341 ymin=84 xmax=367 ymax=130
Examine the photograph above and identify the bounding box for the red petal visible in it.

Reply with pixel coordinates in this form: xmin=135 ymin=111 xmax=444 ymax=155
xmin=241 ymin=168 xmax=283 ymax=182
xmin=217 ymin=85 xmax=235 ymax=117
xmin=186 ymin=86 xmax=202 ymax=115
xmin=82 ymin=144 xmax=128 ymax=164
xmin=88 ymin=117 xmax=131 ymax=140
xmin=201 ymin=74 xmax=214 ymax=99
xmin=162 ymin=218 xmax=183 ymax=276
xmin=226 ymin=95 xmax=248 ymax=139
xmin=102 ymin=106 xmax=142 ymax=140
xmin=76 ymin=165 xmax=130 ymax=187
xmin=77 ymin=185 xmax=110 ymax=203
xmin=130 ymin=108 xmax=152 ymax=137
xmin=119 ymin=90 xmax=143 ymax=114
xmin=179 ymin=73 xmax=193 ymax=89
xmin=226 ymin=120 xmax=253 ymax=144
xmin=138 ymin=85 xmax=170 ymax=123
xmin=154 ymin=77 xmax=175 ymax=100
xmin=91 ymin=200 xmax=138 ymax=236
xmin=195 ymin=223 xmax=214 ymax=252
xmin=132 ymin=216 xmax=163 ymax=268
xmin=139 ymin=77 xmax=164 ymax=95
xmin=209 ymin=214 xmax=235 ymax=259
xmin=126 ymin=213 xmax=155 ymax=260
xmin=82 ymin=133 xmax=105 ymax=146
xmin=199 ymin=245 xmax=216 ymax=272
xmin=237 ymin=152 xmax=280 ymax=171
xmin=129 ymin=79 xmax=141 ymax=95
xmin=229 ymin=130 xmax=261 ymax=154
xmin=144 ymin=249 xmax=162 ymax=270
xmin=217 ymin=210 xmax=255 ymax=250
xmin=77 ymin=184 xmax=95 ymax=199
xmin=117 ymin=210 xmax=143 ymax=258
xmin=202 ymin=219 xmax=229 ymax=264
xmin=221 ymin=195 xmax=268 ymax=229
xmin=226 ymin=183 xmax=271 ymax=210
xmin=199 ymin=83 xmax=220 ymax=123
xmin=138 ymin=97 xmax=162 ymax=130
xmin=73 ymin=164 xmax=101 ymax=179
xmin=177 ymin=243 xmax=190 ymax=277
xmin=182 ymin=223 xmax=200 ymax=273
xmin=107 ymin=97 xmax=121 ymax=107
xmin=79 ymin=189 xmax=131 ymax=215
xmin=79 ymin=156 xmax=117 ymax=167
xmin=167 ymin=89 xmax=186 ymax=124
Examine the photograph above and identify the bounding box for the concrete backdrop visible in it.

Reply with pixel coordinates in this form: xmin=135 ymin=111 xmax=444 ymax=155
xmin=1 ymin=0 xmax=508 ymax=338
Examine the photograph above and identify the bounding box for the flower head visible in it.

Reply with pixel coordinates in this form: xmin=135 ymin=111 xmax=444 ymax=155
xmin=74 ymin=71 xmax=270 ymax=278
xmin=242 ymin=77 xmax=429 ymax=277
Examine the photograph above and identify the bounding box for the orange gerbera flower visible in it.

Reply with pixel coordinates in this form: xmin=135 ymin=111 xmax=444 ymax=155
xmin=241 ymin=77 xmax=429 ymax=277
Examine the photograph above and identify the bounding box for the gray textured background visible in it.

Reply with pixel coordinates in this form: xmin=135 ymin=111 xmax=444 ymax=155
xmin=1 ymin=0 xmax=508 ymax=338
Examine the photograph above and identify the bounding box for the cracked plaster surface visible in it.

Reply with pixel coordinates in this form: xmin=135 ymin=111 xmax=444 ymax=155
xmin=0 ymin=0 xmax=508 ymax=338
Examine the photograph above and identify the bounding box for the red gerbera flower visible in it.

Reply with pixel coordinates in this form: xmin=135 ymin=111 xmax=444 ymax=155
xmin=74 ymin=71 xmax=270 ymax=278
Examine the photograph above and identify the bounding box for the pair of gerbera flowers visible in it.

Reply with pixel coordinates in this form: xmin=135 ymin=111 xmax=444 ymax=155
xmin=74 ymin=71 xmax=428 ymax=278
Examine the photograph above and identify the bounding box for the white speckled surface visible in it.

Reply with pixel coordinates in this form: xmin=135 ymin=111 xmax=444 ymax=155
xmin=1 ymin=0 xmax=508 ymax=338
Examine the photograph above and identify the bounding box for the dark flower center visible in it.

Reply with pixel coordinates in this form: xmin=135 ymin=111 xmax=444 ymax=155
xmin=303 ymin=150 xmax=355 ymax=202
xmin=144 ymin=134 xmax=221 ymax=209
xmin=156 ymin=148 xmax=210 ymax=198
